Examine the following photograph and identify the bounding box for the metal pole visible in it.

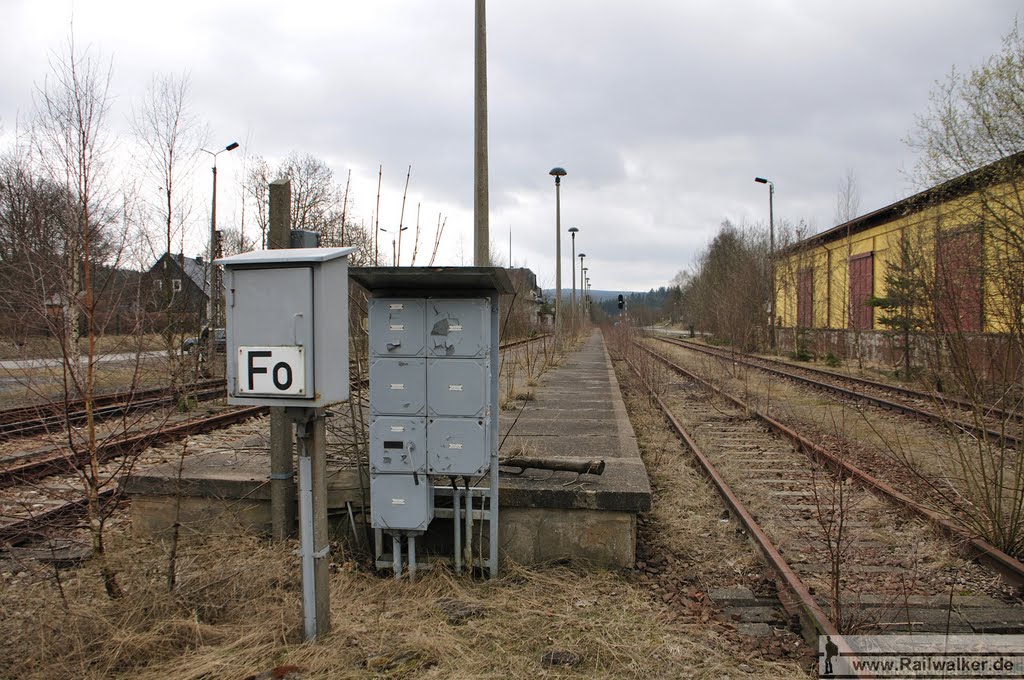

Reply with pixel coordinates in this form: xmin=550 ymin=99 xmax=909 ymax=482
xmin=392 ymin=534 xmax=402 ymax=581
xmin=297 ymin=422 xmax=316 ymax=640
xmin=554 ymin=177 xmax=562 ymax=352
xmin=203 ymin=142 xmax=237 ymax=355
xmin=473 ymin=0 xmax=489 ymax=266
xmin=208 ymin=161 xmax=217 ymax=328
xmin=295 ymin=410 xmax=330 ymax=641
xmin=489 ymin=290 xmax=499 ymax=577
xmin=569 ymin=229 xmax=577 ymax=336
xmin=581 ymin=266 xmax=587 ymax=320
xmin=769 ymin=182 xmax=776 ymax=351
xmin=310 ymin=413 xmax=330 ymax=635
xmin=453 ymin=487 xmax=462 ymax=574
xmin=408 ymin=535 xmax=417 ymax=582
xmin=578 ymin=254 xmax=585 ymax=324
xmin=756 ymin=176 xmax=776 ymax=351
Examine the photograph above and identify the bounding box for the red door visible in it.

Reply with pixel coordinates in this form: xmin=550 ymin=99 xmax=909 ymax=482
xmin=849 ymin=253 xmax=873 ymax=330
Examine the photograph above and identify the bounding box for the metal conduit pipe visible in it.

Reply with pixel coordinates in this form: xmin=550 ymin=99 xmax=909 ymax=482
xmin=453 ymin=487 xmax=462 ymax=574
xmin=392 ymin=534 xmax=402 ymax=581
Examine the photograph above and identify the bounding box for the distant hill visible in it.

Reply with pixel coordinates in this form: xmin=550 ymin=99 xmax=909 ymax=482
xmin=542 ymin=288 xmax=632 ymax=302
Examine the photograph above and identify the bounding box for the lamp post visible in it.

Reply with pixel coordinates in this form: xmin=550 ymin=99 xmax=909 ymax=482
xmin=568 ymin=227 xmax=578 ymax=335
xmin=202 ymin=141 xmax=239 ymax=360
xmin=580 ymin=266 xmax=588 ymax=319
xmin=578 ymin=253 xmax=586 ymax=325
xmin=550 ymin=167 xmax=566 ymax=351
xmin=380 ymin=226 xmax=408 ymax=265
xmin=754 ymin=176 xmax=775 ymax=350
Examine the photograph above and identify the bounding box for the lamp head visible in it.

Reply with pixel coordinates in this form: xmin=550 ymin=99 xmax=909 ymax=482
xmin=579 ymin=253 xmax=586 ymax=258
xmin=568 ymin=227 xmax=578 ymax=234
xmin=226 ymin=142 xmax=240 ymax=152
xmin=549 ymin=167 xmax=567 ymax=177
xmin=754 ymin=176 xmax=769 ymax=184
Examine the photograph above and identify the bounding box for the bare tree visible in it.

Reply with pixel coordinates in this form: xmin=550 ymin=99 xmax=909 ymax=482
xmin=242 ymin=154 xmax=271 ymax=249
xmin=882 ymin=18 xmax=1024 ymax=554
xmin=32 ymin=32 xmax=124 ymax=598
xmin=130 ymin=72 xmax=206 ymax=258
xmin=907 ymin=21 xmax=1024 ymax=185
xmin=130 ymin=72 xmax=207 ymax=390
xmin=834 ymin=169 xmax=861 ymax=225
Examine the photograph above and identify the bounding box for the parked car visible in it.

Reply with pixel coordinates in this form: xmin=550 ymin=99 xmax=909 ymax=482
xmin=183 ymin=327 xmax=226 ymax=355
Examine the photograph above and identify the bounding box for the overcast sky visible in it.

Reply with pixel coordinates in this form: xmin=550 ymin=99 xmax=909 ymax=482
xmin=0 ymin=1 xmax=1020 ymax=291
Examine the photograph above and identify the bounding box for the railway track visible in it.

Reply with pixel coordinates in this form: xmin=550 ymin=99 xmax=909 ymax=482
xmin=0 ymin=333 xmax=552 ymax=548
xmin=0 ymin=379 xmax=225 ymax=441
xmin=0 ymin=406 xmax=266 ymax=546
xmin=651 ymin=333 xmax=1023 ymax=449
xmin=626 ymin=342 xmax=1024 ymax=637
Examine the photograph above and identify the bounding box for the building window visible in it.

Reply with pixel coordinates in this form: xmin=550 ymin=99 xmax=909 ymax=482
xmin=797 ymin=267 xmax=814 ymax=328
xmin=849 ymin=252 xmax=873 ymax=330
xmin=155 ymin=279 xmax=163 ymax=291
xmin=172 ymin=278 xmax=182 ymax=293
xmin=936 ymin=228 xmax=983 ymax=333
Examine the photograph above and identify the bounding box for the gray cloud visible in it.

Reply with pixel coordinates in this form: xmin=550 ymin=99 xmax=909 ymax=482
xmin=0 ymin=0 xmax=1020 ymax=290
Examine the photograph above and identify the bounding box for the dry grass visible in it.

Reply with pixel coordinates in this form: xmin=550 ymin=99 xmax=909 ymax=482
xmin=0 ymin=333 xmax=168 ymax=361
xmin=0 ymin=349 xmax=196 ymax=410
xmin=1 ymin=331 xmax=808 ymax=679
xmin=3 ymin=527 xmax=804 ymax=680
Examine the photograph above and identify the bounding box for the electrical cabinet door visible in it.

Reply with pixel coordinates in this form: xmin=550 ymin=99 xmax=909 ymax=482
xmin=230 ymin=266 xmax=315 ymax=398
xmin=426 ymin=299 xmax=490 ymax=358
xmin=427 ymin=417 xmax=488 ymax=476
xmin=370 ymin=358 xmax=426 ymax=416
xmin=370 ymin=474 xmax=434 ymax=531
xmin=369 ymin=298 xmax=425 ymax=357
xmin=426 ymin=358 xmax=488 ymax=418
xmin=370 ymin=416 xmax=426 ymax=474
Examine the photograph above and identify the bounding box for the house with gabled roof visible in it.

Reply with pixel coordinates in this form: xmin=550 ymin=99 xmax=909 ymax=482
xmin=144 ymin=253 xmax=210 ymax=331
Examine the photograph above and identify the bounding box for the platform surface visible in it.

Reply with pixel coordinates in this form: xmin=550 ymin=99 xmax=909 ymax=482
xmin=498 ymin=329 xmax=651 ymax=514
xmin=124 ymin=328 xmax=651 ymax=566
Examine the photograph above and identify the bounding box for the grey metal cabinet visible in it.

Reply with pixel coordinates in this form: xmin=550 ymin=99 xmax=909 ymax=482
xmin=370 ymin=474 xmax=434 ymax=532
xmin=370 ymin=416 xmax=427 ymax=474
xmin=369 ymin=298 xmax=426 ymax=357
xmin=369 ymin=358 xmax=426 ymax=416
xmin=426 ymin=299 xmax=490 ymax=357
xmin=427 ymin=417 xmax=488 ymax=476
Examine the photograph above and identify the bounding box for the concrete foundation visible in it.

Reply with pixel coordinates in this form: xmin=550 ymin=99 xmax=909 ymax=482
xmin=122 ymin=330 xmax=650 ymax=569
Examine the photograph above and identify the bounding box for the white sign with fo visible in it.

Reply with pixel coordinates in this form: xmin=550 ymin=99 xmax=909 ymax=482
xmin=237 ymin=346 xmax=306 ymax=397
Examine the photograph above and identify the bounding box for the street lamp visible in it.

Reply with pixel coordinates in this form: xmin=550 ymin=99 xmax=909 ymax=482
xmin=380 ymin=226 xmax=409 ymax=265
xmin=754 ymin=176 xmax=776 ymax=350
xmin=578 ymin=253 xmax=586 ymax=325
xmin=580 ymin=265 xmax=588 ymax=319
xmin=549 ymin=167 xmax=566 ymax=351
xmin=201 ymin=141 xmax=239 ymax=358
xmin=568 ymin=227 xmax=579 ymax=335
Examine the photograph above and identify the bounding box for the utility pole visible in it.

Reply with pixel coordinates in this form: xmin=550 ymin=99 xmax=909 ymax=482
xmin=473 ymin=0 xmax=489 ymax=266
xmin=549 ymin=167 xmax=566 ymax=351
xmin=268 ymin=178 xmax=295 ymax=541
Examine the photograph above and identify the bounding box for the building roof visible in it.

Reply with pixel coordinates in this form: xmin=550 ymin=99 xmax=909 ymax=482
xmin=790 ymin=150 xmax=1024 ymax=252
xmin=150 ymin=253 xmax=209 ymax=293
xmin=179 ymin=255 xmax=208 ymax=291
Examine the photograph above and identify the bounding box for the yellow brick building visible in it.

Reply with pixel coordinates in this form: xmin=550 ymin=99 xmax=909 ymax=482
xmin=776 ymin=152 xmax=1024 ymax=364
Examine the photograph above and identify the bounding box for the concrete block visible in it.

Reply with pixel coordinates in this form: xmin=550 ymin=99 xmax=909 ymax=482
xmin=500 ymin=506 xmax=636 ymax=568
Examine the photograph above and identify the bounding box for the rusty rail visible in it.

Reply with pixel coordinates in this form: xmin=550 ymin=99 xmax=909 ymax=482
xmin=639 ymin=341 xmax=1024 ymax=587
xmin=652 ymin=335 xmax=1021 ymax=450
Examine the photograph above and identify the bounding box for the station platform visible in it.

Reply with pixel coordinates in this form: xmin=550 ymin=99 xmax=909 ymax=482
xmin=123 ymin=328 xmax=651 ymax=568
